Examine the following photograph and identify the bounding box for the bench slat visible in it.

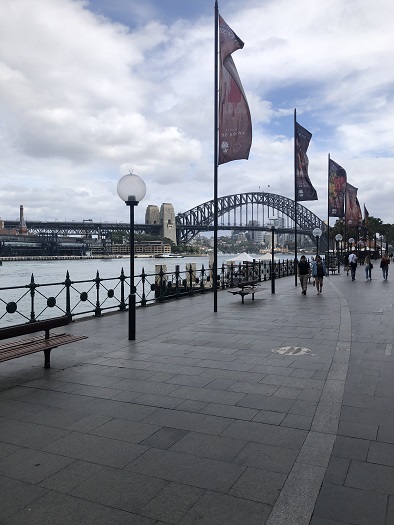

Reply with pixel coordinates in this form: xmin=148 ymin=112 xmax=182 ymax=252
xmin=0 ymin=316 xmax=70 ymax=340
xmin=0 ymin=333 xmax=88 ymax=364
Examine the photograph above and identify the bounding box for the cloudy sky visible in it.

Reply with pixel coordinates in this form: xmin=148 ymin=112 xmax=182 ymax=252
xmin=1 ymin=0 xmax=393 ymax=227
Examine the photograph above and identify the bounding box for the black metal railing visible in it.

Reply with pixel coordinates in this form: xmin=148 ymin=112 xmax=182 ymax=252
xmin=0 ymin=259 xmax=295 ymax=327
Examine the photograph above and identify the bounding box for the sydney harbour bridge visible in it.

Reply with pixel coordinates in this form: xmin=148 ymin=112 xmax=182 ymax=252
xmin=3 ymin=192 xmax=328 ymax=250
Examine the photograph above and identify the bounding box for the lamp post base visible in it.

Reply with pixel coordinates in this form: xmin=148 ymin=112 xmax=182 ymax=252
xmin=128 ymin=294 xmax=136 ymax=340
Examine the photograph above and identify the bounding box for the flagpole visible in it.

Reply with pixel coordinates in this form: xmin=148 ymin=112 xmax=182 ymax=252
xmin=327 ymin=153 xmax=330 ymax=266
xmin=213 ymin=0 xmax=219 ymax=312
xmin=294 ymin=108 xmax=298 ymax=286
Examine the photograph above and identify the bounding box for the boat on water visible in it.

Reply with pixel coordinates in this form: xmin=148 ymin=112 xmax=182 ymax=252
xmin=154 ymin=254 xmax=184 ymax=259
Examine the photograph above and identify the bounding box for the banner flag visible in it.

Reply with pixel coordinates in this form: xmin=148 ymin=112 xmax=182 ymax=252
xmin=218 ymin=15 xmax=252 ymax=165
xmin=328 ymin=159 xmax=347 ymax=217
xmin=363 ymin=204 xmax=369 ymax=225
xmin=346 ymin=183 xmax=362 ymax=226
xmin=295 ymin=122 xmax=317 ymax=201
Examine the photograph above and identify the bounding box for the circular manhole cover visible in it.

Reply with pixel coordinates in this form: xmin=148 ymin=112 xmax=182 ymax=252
xmin=271 ymin=346 xmax=313 ymax=356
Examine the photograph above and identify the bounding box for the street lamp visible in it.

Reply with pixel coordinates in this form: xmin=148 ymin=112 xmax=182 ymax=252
xmin=117 ymin=173 xmax=146 ymax=340
xmin=312 ymin=227 xmax=322 ymax=256
xmin=335 ymin=234 xmax=343 ymax=272
xmin=348 ymin=237 xmax=355 ymax=253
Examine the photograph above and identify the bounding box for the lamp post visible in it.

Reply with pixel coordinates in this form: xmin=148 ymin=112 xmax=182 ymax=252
xmin=312 ymin=227 xmax=322 ymax=256
xmin=117 ymin=173 xmax=146 ymax=340
xmin=271 ymin=225 xmax=275 ymax=294
xmin=335 ymin=234 xmax=343 ymax=272
xmin=348 ymin=237 xmax=355 ymax=254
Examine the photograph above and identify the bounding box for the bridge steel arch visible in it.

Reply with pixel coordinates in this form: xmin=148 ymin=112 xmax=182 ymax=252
xmin=176 ymin=192 xmax=327 ymax=247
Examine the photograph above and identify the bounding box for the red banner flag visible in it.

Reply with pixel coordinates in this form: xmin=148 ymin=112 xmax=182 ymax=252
xmin=218 ymin=15 xmax=252 ymax=165
xmin=295 ymin=122 xmax=317 ymax=201
xmin=363 ymin=204 xmax=369 ymax=225
xmin=328 ymin=159 xmax=347 ymax=217
xmin=346 ymin=183 xmax=362 ymax=226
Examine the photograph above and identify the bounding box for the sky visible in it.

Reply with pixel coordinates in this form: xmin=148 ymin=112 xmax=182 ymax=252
xmin=1 ymin=0 xmax=393 ymax=228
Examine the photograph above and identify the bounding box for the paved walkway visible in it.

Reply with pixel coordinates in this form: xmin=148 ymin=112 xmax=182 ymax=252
xmin=0 ymin=265 xmax=393 ymax=524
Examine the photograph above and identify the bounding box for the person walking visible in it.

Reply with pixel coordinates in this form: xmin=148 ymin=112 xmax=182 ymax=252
xmin=348 ymin=251 xmax=357 ymax=281
xmin=298 ymin=255 xmax=311 ymax=295
xmin=312 ymin=255 xmax=327 ymax=294
xmin=380 ymin=253 xmax=390 ymax=280
xmin=364 ymin=254 xmax=373 ymax=281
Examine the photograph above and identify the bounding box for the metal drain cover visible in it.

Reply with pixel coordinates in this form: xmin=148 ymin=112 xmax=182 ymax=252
xmin=271 ymin=346 xmax=313 ymax=356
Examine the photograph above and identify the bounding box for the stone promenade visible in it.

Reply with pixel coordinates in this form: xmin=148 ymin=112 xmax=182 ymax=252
xmin=0 ymin=266 xmax=393 ymax=524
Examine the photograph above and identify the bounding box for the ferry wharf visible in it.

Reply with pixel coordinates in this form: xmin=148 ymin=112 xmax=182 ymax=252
xmin=0 ymin=270 xmax=393 ymax=524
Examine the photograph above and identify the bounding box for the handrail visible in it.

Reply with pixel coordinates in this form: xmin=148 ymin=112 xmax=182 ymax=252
xmin=0 ymin=259 xmax=295 ymax=327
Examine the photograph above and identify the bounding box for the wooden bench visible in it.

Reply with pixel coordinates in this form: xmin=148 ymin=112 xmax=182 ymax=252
xmin=0 ymin=316 xmax=88 ymax=368
xmin=228 ymin=280 xmax=265 ymax=304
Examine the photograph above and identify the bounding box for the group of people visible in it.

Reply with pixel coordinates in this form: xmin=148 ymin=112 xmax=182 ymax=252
xmin=346 ymin=251 xmax=390 ymax=281
xmin=297 ymin=251 xmax=391 ymax=295
xmin=297 ymin=255 xmax=326 ymax=295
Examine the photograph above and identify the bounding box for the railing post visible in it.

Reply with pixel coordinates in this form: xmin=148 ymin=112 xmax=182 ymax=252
xmin=64 ymin=270 xmax=72 ymax=320
xmin=28 ymin=273 xmax=37 ymax=322
xmin=140 ymin=267 xmax=147 ymax=306
xmin=175 ymin=265 xmax=181 ymax=298
xmin=94 ymin=270 xmax=102 ymax=316
xmin=221 ymin=263 xmax=226 ymax=289
xmin=119 ymin=268 xmax=126 ymax=311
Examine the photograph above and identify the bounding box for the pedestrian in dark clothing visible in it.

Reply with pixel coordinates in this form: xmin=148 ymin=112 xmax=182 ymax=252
xmin=298 ymin=255 xmax=311 ymax=295
xmin=380 ymin=253 xmax=390 ymax=280
xmin=312 ymin=255 xmax=327 ymax=294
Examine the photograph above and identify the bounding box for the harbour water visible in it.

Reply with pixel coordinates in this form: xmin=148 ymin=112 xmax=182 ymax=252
xmin=0 ymin=253 xmax=298 ymax=288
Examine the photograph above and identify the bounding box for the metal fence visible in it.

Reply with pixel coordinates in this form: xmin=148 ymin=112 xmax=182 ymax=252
xmin=0 ymin=259 xmax=295 ymax=327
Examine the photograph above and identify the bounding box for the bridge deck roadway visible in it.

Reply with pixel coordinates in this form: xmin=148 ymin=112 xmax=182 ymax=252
xmin=0 ymin=265 xmax=392 ymax=524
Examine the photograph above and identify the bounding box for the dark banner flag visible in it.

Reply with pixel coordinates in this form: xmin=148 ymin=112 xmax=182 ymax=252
xmin=295 ymin=122 xmax=317 ymax=201
xmin=218 ymin=15 xmax=252 ymax=165
xmin=346 ymin=183 xmax=362 ymax=226
xmin=328 ymin=159 xmax=347 ymax=217
xmin=363 ymin=204 xmax=369 ymax=225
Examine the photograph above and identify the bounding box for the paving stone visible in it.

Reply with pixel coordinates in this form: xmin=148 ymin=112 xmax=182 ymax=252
xmin=252 ymin=410 xmax=286 ymax=425
xmin=140 ymin=482 xmax=205 ymax=523
xmin=377 ymin=425 xmax=394 ymax=444
xmin=70 ymin=469 xmax=167 ymax=513
xmin=0 ymin=418 xmax=70 ymax=448
xmin=178 ymin=490 xmax=271 ymax=525
xmin=1 ymin=490 xmax=154 ymax=524
xmin=313 ymin=482 xmax=387 ymax=524
xmin=167 ymin=385 xmax=245 ymax=405
xmin=337 ymin=420 xmax=378 ymax=440
xmin=237 ymin=394 xmax=296 ymax=412
xmin=0 ymin=448 xmax=75 ymax=485
xmin=345 ymin=460 xmax=394 ymax=495
xmin=90 ymin=418 xmax=161 ymax=443
xmin=44 ymin=432 xmax=148 ymax=468
xmin=126 ymin=448 xmax=245 ymax=492
xmin=281 ymin=413 xmax=313 ymax=430
xmin=233 ymin=441 xmax=298 ymax=474
xmin=201 ymin=402 xmax=258 ymax=421
xmin=39 ymin=460 xmax=115 ymax=493
xmin=222 ymin=419 xmax=307 ymax=450
xmin=140 ymin=427 xmax=189 ymax=449
xmin=170 ymin=432 xmax=246 ymax=461
xmin=229 ymin=466 xmax=286 ymax=505
xmin=323 ymin=456 xmax=350 ymax=485
xmin=175 ymin=399 xmax=208 ymax=412
xmin=142 ymin=408 xmax=233 ymax=435
xmin=289 ymin=399 xmax=317 ymax=417
xmin=332 ymin=435 xmax=370 ymax=461
xmin=368 ymin=441 xmax=394 ymax=466
xmin=0 ymin=475 xmax=48 ymax=521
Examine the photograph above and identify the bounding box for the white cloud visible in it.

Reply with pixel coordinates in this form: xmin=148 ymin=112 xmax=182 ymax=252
xmin=0 ymin=0 xmax=393 ymax=229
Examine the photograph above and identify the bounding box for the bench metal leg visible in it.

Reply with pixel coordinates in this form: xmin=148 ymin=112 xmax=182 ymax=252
xmin=44 ymin=349 xmax=51 ymax=368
